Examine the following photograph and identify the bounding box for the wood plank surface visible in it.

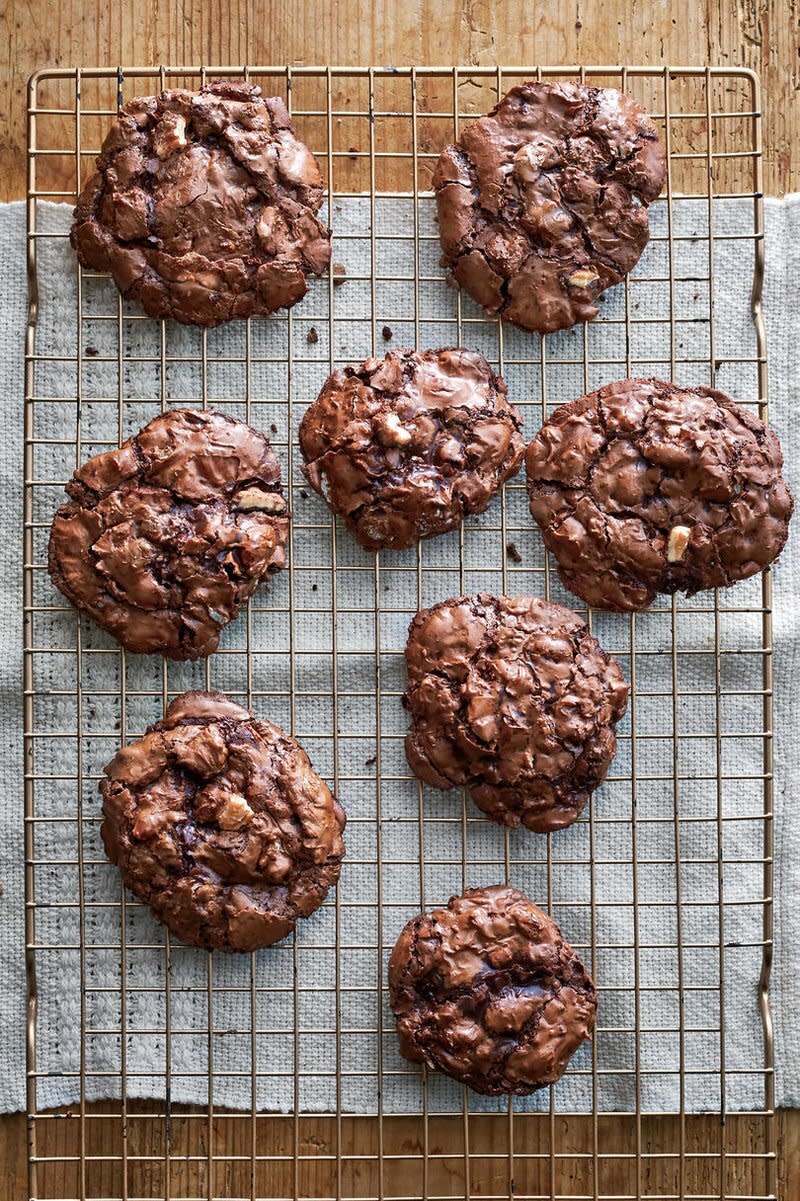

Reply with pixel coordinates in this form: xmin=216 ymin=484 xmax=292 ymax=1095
xmin=1 ymin=1 xmax=798 ymax=1198
xmin=0 ymin=0 xmax=799 ymax=198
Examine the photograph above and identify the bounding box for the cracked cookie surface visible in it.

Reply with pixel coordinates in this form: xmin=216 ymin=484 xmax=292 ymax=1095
xmin=101 ymin=690 xmax=346 ymax=951
xmin=404 ymin=593 xmax=628 ymax=832
xmin=434 ymin=82 xmax=665 ymax=334
xmin=389 ymin=884 xmax=596 ymax=1095
xmin=299 ymin=348 xmax=525 ymax=551
xmin=525 ymin=377 xmax=793 ymax=611
xmin=71 ymin=80 xmax=331 ymax=326
xmin=48 ymin=408 xmax=288 ymax=659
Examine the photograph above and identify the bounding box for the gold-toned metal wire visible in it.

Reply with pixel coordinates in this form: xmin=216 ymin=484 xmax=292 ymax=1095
xmin=24 ymin=64 xmax=776 ymax=1201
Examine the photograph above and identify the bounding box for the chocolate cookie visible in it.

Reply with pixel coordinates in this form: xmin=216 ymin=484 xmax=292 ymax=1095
xmin=48 ymin=408 xmax=288 ymax=659
xmin=71 ymin=80 xmax=331 ymax=326
xmin=404 ymin=593 xmax=628 ymax=832
xmin=299 ymin=348 xmax=525 ymax=551
xmin=101 ymin=691 xmax=346 ymax=951
xmin=434 ymin=82 xmax=665 ymax=334
xmin=389 ymin=885 xmax=596 ymax=1095
xmin=525 ymin=377 xmax=794 ymax=612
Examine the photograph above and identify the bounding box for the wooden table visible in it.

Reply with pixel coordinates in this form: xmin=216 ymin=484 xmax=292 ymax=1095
xmin=1 ymin=2 xmax=798 ymax=1198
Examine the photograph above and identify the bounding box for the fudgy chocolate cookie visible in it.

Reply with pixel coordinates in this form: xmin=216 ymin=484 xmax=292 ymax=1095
xmin=299 ymin=348 xmax=525 ymax=550
xmin=434 ymin=82 xmax=665 ymax=333
xmin=101 ymin=691 xmax=346 ymax=951
xmin=71 ymin=80 xmax=331 ymax=326
xmin=48 ymin=408 xmax=288 ymax=659
xmin=404 ymin=594 xmax=628 ymax=832
xmin=526 ymin=377 xmax=794 ymax=611
xmin=389 ymin=885 xmax=596 ymax=1095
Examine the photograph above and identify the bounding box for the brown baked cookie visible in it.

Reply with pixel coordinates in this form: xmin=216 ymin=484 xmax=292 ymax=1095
xmin=48 ymin=408 xmax=288 ymax=659
xmin=434 ymin=82 xmax=665 ymax=334
xmin=404 ymin=593 xmax=628 ymax=833
xmin=298 ymin=348 xmax=525 ymax=551
xmin=526 ymin=377 xmax=794 ymax=612
xmin=71 ymin=80 xmax=331 ymax=326
xmin=101 ymin=690 xmax=346 ymax=951
xmin=389 ymin=885 xmax=596 ymax=1096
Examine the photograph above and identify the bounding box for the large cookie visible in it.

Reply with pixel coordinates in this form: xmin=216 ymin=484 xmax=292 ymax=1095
xmin=48 ymin=408 xmax=288 ymax=659
xmin=434 ymin=82 xmax=665 ymax=333
xmin=101 ymin=691 xmax=346 ymax=951
xmin=389 ymin=885 xmax=597 ymax=1095
xmin=299 ymin=348 xmax=525 ymax=550
xmin=71 ymin=80 xmax=331 ymax=325
xmin=526 ymin=377 xmax=794 ymax=611
xmin=404 ymin=593 xmax=628 ymax=833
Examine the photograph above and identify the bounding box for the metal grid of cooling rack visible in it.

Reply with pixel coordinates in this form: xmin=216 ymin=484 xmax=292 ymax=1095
xmin=24 ymin=65 xmax=775 ymax=1201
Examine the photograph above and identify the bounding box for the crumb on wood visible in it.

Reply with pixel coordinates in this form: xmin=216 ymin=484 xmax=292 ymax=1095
xmin=348 ymin=145 xmax=359 ymax=159
xmin=506 ymin=541 xmax=522 ymax=564
xmin=307 ymin=327 xmax=319 ymax=344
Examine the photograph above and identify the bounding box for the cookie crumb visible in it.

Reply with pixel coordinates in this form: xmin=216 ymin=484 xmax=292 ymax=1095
xmin=332 ymin=263 xmax=347 ymax=287
xmin=382 ymin=325 xmax=393 ymax=341
xmin=365 ymin=755 xmax=377 ymax=767
xmin=506 ymin=541 xmax=522 ymax=564
xmin=270 ymin=423 xmax=278 ymax=434
xmin=307 ymin=327 xmax=319 ymax=344
xmin=85 ymin=346 xmax=99 ymax=357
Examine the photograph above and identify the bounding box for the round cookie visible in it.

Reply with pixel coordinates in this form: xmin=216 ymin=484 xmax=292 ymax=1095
xmin=525 ymin=377 xmax=794 ymax=612
xmin=299 ymin=348 xmax=525 ymax=551
xmin=404 ymin=593 xmax=628 ymax=833
xmin=71 ymin=79 xmax=331 ymax=326
xmin=434 ymin=82 xmax=665 ymax=334
xmin=389 ymin=885 xmax=596 ymax=1095
xmin=48 ymin=408 xmax=289 ymax=659
xmin=101 ymin=690 xmax=346 ymax=951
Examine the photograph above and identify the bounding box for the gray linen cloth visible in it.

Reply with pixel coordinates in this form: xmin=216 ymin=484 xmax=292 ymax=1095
xmin=0 ymin=195 xmax=798 ymax=1115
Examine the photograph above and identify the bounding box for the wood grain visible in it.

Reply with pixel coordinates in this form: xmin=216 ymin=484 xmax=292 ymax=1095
xmin=1 ymin=1 xmax=798 ymax=1197
xmin=0 ymin=1104 xmax=793 ymax=1200
xmin=0 ymin=0 xmax=798 ymax=199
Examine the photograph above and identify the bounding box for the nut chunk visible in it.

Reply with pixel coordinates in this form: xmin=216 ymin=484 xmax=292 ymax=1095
xmin=71 ymin=80 xmax=331 ymax=326
xmin=389 ymin=885 xmax=596 ymax=1095
xmin=526 ymin=377 xmax=793 ymax=611
xmin=404 ymin=593 xmax=628 ymax=833
xmin=299 ymin=348 xmax=525 ymax=550
xmin=48 ymin=408 xmax=288 ymax=659
xmin=101 ymin=690 xmax=346 ymax=951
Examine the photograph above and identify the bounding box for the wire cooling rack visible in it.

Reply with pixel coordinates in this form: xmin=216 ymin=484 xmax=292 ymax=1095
xmin=24 ymin=66 xmax=776 ymax=1201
